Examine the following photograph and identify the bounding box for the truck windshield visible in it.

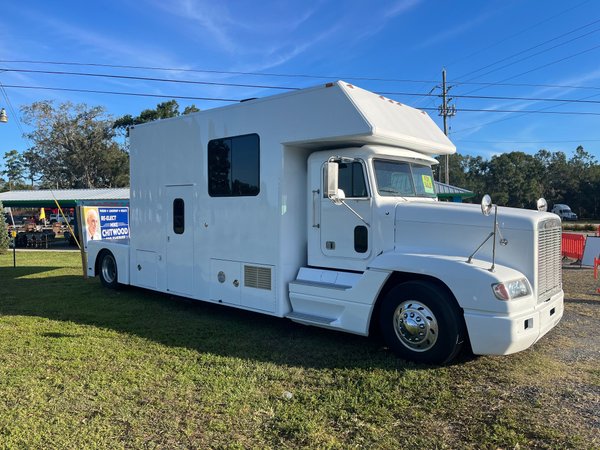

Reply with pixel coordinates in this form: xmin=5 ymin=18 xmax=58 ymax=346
xmin=373 ymin=159 xmax=436 ymax=198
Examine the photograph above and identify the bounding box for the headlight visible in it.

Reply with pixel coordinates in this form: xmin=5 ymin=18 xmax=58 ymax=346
xmin=492 ymin=278 xmax=531 ymax=301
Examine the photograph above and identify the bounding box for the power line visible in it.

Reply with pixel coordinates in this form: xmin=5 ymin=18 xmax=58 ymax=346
xmin=452 ymin=80 xmax=600 ymax=91
xmin=444 ymin=0 xmax=593 ymax=69
xmin=5 ymin=67 xmax=600 ymax=106
xmin=0 ymin=81 xmax=25 ymax=135
xmin=459 ymin=42 xmax=600 ymax=97
xmin=451 ymin=90 xmax=600 ymax=134
xmin=437 ymin=108 xmax=600 ymax=116
xmin=1 ymin=84 xmax=241 ymax=102
xmin=3 ymin=58 xmax=600 ymax=92
xmin=4 ymin=83 xmax=600 ymax=116
xmin=456 ymin=19 xmax=600 ymax=82
xmin=414 ymin=1 xmax=594 ymax=104
xmin=380 ymin=91 xmax=600 ymax=105
xmin=0 ymin=59 xmax=438 ymax=85
xmin=0 ymin=68 xmax=300 ymax=91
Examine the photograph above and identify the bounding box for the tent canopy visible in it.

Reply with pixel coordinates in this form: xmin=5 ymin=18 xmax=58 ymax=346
xmin=0 ymin=188 xmax=129 ymax=208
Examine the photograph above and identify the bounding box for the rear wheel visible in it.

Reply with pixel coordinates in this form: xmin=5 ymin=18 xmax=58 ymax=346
xmin=379 ymin=280 xmax=464 ymax=364
xmin=98 ymin=251 xmax=119 ymax=289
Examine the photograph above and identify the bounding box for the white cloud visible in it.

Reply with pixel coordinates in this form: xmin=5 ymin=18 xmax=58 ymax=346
xmin=384 ymin=0 xmax=424 ymax=18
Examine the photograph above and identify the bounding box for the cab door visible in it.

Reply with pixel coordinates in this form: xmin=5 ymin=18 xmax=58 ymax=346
xmin=318 ymin=159 xmax=372 ymax=261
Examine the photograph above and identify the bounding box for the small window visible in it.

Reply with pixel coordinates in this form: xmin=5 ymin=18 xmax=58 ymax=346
xmin=208 ymin=134 xmax=260 ymax=197
xmin=173 ymin=198 xmax=185 ymax=234
xmin=354 ymin=225 xmax=368 ymax=253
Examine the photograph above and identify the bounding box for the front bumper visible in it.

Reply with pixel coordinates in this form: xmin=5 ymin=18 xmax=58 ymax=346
xmin=464 ymin=290 xmax=564 ymax=355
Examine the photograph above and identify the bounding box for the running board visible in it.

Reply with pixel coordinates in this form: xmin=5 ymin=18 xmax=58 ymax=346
xmin=285 ymin=311 xmax=336 ymax=326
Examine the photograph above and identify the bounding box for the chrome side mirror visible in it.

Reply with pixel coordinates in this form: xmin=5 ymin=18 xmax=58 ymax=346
xmin=481 ymin=194 xmax=493 ymax=216
xmin=536 ymin=197 xmax=548 ymax=212
xmin=326 ymin=161 xmax=339 ymax=200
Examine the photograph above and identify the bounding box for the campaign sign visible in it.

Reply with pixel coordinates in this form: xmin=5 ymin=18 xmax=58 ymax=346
xmin=98 ymin=207 xmax=130 ymax=240
xmin=83 ymin=206 xmax=129 ymax=249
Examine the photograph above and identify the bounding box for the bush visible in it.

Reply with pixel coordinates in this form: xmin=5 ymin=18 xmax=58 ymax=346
xmin=0 ymin=201 xmax=10 ymax=254
xmin=562 ymin=223 xmax=597 ymax=232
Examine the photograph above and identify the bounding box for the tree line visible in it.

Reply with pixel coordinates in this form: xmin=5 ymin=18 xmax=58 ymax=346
xmin=0 ymin=100 xmax=197 ymax=191
xmin=1 ymin=99 xmax=598 ymax=218
xmin=436 ymin=146 xmax=599 ymax=218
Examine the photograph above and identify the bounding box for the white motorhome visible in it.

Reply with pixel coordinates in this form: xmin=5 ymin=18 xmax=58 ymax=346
xmin=87 ymin=81 xmax=563 ymax=364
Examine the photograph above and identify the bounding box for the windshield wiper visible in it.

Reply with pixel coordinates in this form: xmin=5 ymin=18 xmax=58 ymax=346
xmin=379 ymin=188 xmax=404 ymax=195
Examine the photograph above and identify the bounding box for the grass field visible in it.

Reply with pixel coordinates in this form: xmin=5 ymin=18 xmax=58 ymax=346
xmin=0 ymin=251 xmax=598 ymax=449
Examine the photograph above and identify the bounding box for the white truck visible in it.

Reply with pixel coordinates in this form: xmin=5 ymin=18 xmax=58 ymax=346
xmin=551 ymin=204 xmax=578 ymax=221
xmin=87 ymin=81 xmax=564 ymax=364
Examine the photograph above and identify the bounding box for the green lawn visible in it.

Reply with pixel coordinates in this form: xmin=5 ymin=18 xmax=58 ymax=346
xmin=0 ymin=251 xmax=598 ymax=449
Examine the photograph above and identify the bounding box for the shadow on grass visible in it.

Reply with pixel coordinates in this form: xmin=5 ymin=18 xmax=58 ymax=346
xmin=0 ymin=266 xmax=453 ymax=371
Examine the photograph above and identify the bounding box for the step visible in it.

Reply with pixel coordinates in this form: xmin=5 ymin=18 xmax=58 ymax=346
xmin=289 ymin=279 xmax=351 ymax=291
xmin=285 ymin=311 xmax=336 ymax=325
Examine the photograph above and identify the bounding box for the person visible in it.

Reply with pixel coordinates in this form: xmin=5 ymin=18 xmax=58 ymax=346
xmin=86 ymin=208 xmax=101 ymax=241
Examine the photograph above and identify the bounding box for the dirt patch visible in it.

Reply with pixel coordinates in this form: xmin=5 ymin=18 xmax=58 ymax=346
xmin=549 ymin=264 xmax=600 ymax=442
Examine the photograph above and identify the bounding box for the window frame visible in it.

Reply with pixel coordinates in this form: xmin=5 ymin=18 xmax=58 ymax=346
xmin=373 ymin=158 xmax=437 ymax=199
xmin=323 ymin=159 xmax=370 ymax=199
xmin=208 ymin=133 xmax=260 ymax=198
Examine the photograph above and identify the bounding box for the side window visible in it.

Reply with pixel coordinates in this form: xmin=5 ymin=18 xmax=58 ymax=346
xmin=208 ymin=134 xmax=260 ymax=197
xmin=173 ymin=198 xmax=185 ymax=234
xmin=324 ymin=161 xmax=368 ymax=198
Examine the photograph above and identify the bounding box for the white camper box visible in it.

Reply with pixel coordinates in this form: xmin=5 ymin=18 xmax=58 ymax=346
xmin=87 ymin=81 xmax=564 ymax=364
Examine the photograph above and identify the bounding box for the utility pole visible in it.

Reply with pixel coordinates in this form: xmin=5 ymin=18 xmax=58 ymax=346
xmin=438 ymin=68 xmax=456 ymax=185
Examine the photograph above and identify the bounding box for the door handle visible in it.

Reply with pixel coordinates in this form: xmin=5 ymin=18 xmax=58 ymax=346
xmin=312 ymin=189 xmax=320 ymax=228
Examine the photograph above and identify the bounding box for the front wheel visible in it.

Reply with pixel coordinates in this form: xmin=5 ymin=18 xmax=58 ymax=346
xmin=379 ymin=280 xmax=465 ymax=364
xmin=98 ymin=251 xmax=120 ymax=289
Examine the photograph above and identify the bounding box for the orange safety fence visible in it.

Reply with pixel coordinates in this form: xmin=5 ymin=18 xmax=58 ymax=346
xmin=562 ymin=233 xmax=585 ymax=260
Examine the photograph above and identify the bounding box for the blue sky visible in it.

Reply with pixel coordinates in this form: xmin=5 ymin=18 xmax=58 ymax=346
xmin=1 ymin=0 xmax=600 ymax=173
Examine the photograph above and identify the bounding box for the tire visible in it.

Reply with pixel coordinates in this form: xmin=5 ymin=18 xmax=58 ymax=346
xmin=379 ymin=280 xmax=465 ymax=364
xmin=98 ymin=251 xmax=120 ymax=289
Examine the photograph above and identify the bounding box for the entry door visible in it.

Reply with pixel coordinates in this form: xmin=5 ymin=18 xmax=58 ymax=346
xmin=166 ymin=185 xmax=194 ymax=296
xmin=319 ymin=161 xmax=372 ymax=260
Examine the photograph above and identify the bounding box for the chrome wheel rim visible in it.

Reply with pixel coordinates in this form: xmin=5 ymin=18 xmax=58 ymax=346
xmin=101 ymin=254 xmax=117 ymax=284
xmin=393 ymin=301 xmax=438 ymax=352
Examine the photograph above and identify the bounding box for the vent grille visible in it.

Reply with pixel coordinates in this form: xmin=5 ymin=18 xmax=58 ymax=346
xmin=537 ymin=220 xmax=562 ymax=302
xmin=244 ymin=265 xmax=272 ymax=290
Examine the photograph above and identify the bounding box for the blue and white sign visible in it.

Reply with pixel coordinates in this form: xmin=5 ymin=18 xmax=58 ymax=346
xmin=98 ymin=207 xmax=129 ymax=240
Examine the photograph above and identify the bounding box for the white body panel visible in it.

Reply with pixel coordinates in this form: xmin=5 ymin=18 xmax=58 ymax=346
xmin=87 ymin=81 xmax=563 ymax=358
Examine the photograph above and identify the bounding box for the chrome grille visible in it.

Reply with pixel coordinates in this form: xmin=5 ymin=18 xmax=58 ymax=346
xmin=537 ymin=219 xmax=562 ymax=301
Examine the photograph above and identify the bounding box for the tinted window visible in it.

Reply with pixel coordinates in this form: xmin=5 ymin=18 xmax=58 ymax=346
xmin=173 ymin=198 xmax=185 ymax=234
xmin=339 ymin=162 xmax=368 ymax=197
xmin=324 ymin=161 xmax=368 ymax=198
xmin=208 ymin=134 xmax=260 ymax=197
xmin=354 ymin=225 xmax=368 ymax=253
